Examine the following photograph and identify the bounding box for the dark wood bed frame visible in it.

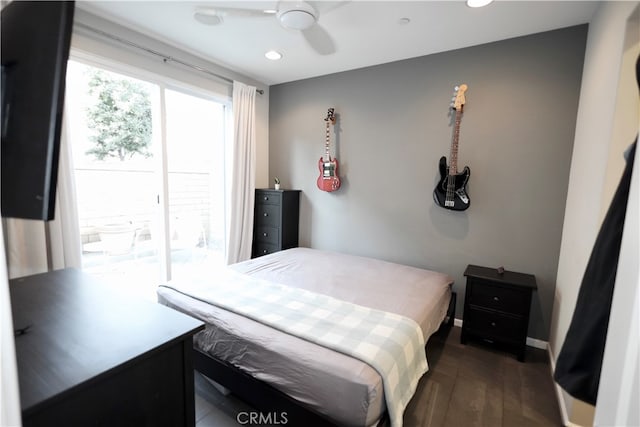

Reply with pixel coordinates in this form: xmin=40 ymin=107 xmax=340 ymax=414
xmin=192 ymin=291 xmax=457 ymax=427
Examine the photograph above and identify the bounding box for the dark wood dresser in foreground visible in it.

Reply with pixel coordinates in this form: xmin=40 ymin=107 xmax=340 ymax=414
xmin=10 ymin=269 xmax=204 ymax=427
xmin=253 ymin=189 xmax=301 ymax=258
xmin=461 ymin=264 xmax=537 ymax=361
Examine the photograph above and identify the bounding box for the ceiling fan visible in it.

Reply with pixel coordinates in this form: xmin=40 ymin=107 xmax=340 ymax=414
xmin=193 ymin=1 xmax=338 ymax=55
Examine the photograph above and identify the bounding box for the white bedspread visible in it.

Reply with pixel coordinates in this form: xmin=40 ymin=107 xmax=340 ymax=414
xmin=163 ymin=268 xmax=427 ymax=427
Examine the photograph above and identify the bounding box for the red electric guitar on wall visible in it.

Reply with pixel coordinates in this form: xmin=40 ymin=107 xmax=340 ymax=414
xmin=317 ymin=108 xmax=341 ymax=192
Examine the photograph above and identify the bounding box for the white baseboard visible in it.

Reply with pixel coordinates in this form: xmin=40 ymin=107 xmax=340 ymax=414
xmin=548 ymin=345 xmax=571 ymax=426
xmin=526 ymin=336 xmax=548 ymax=350
xmin=453 ymin=318 xmax=548 ymax=350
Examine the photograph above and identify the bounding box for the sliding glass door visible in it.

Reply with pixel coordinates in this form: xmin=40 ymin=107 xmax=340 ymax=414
xmin=165 ymin=88 xmax=227 ymax=280
xmin=65 ymin=59 xmax=228 ymax=299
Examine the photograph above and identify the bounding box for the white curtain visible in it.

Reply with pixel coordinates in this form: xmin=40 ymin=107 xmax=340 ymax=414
xmin=226 ymin=81 xmax=257 ymax=264
xmin=4 ymin=111 xmax=82 ymax=278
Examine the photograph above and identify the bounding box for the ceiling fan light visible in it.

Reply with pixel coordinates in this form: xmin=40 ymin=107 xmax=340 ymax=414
xmin=278 ymin=10 xmax=316 ymax=30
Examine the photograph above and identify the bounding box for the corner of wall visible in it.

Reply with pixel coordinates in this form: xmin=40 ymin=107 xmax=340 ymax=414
xmin=548 ymin=345 xmax=570 ymax=426
xmin=548 ymin=2 xmax=639 ymax=425
xmin=256 ymin=87 xmax=270 ymax=189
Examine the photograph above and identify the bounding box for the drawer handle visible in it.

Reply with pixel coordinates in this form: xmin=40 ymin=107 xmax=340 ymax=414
xmin=493 ymin=296 xmax=500 ymax=302
xmin=263 ymin=232 xmax=268 ymax=237
xmin=263 ymin=212 xmax=268 ymax=217
xmin=264 ymin=196 xmax=269 ymax=201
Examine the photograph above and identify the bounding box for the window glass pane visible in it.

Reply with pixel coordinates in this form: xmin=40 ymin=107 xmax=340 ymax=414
xmin=165 ymin=88 xmax=227 ymax=279
xmin=66 ymin=60 xmax=162 ymax=300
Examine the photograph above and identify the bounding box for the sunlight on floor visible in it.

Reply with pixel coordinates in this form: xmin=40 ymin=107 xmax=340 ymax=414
xmin=82 ymin=247 xmax=225 ymax=302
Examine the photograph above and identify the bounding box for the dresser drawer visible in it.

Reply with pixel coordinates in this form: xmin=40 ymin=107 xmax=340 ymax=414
xmin=256 ymin=192 xmax=282 ymax=206
xmin=254 ymin=226 xmax=279 ymax=245
xmin=465 ymin=307 xmax=523 ymax=344
xmin=467 ymin=279 xmax=529 ymax=315
xmin=253 ymin=243 xmax=279 ymax=258
xmin=254 ymin=204 xmax=281 ymax=228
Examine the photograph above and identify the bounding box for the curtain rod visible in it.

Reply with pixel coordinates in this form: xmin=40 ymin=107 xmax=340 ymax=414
xmin=74 ymin=22 xmax=264 ymax=95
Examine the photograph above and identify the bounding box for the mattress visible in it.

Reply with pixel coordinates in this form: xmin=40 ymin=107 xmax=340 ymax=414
xmin=157 ymin=247 xmax=453 ymax=426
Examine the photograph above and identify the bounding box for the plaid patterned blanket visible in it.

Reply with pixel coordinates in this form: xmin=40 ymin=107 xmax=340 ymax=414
xmin=165 ymin=269 xmax=427 ymax=427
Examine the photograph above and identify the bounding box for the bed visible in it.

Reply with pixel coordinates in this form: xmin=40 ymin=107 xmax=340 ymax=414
xmin=157 ymin=247 xmax=454 ymax=427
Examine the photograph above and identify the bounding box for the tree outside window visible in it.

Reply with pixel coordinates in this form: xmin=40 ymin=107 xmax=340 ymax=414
xmin=85 ymin=69 xmax=153 ymax=161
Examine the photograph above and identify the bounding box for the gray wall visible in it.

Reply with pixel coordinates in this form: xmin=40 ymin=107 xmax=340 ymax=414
xmin=269 ymin=25 xmax=588 ymax=341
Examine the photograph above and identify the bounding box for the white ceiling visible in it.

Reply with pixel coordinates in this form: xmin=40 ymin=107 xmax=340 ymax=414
xmin=77 ymin=1 xmax=598 ymax=86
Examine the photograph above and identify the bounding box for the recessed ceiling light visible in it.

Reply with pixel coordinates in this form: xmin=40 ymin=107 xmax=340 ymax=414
xmin=398 ymin=17 xmax=411 ymax=25
xmin=265 ymin=50 xmax=283 ymax=61
xmin=466 ymin=0 xmax=493 ymax=7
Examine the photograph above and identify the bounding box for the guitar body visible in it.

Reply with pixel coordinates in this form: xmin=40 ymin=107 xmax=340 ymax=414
xmin=433 ymin=156 xmax=471 ymax=211
xmin=317 ymin=156 xmax=341 ymax=192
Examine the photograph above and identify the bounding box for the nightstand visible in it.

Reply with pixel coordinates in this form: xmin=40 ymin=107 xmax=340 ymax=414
xmin=252 ymin=189 xmax=301 ymax=258
xmin=461 ymin=264 xmax=537 ymax=361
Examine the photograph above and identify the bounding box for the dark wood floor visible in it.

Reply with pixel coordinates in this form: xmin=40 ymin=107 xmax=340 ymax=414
xmin=404 ymin=326 xmax=562 ymax=426
xmin=194 ymin=326 xmax=563 ymax=427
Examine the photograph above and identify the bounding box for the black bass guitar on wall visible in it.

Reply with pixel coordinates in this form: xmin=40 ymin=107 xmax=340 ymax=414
xmin=433 ymin=84 xmax=471 ymax=211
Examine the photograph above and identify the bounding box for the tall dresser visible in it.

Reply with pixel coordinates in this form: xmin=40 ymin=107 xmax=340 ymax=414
xmin=253 ymin=189 xmax=301 ymax=258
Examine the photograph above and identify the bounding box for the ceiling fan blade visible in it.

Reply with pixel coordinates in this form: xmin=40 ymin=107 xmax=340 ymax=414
xmin=302 ymin=24 xmax=336 ymax=56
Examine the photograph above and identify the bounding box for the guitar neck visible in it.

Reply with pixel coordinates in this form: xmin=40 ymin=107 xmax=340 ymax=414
xmin=324 ymin=121 xmax=331 ymax=161
xmin=449 ymin=108 xmax=462 ymax=174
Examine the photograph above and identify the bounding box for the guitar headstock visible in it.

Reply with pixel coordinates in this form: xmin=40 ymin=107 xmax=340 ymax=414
xmin=450 ymin=84 xmax=468 ymax=111
xmin=324 ymin=107 xmax=336 ymax=125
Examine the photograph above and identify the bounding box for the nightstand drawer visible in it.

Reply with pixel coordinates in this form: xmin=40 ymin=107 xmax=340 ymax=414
xmin=254 ymin=226 xmax=279 ymax=245
xmin=257 ymin=192 xmax=282 ymax=206
xmin=465 ymin=308 xmax=523 ymax=343
xmin=467 ymin=279 xmax=528 ymax=315
xmin=254 ymin=204 xmax=281 ymax=228
xmin=253 ymin=243 xmax=279 ymax=257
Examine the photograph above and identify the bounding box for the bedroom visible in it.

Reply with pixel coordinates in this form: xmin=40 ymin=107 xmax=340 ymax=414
xmin=1 ymin=1 xmax=638 ymax=427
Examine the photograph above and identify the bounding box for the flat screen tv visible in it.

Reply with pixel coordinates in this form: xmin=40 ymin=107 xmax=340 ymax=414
xmin=1 ymin=1 xmax=75 ymax=221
